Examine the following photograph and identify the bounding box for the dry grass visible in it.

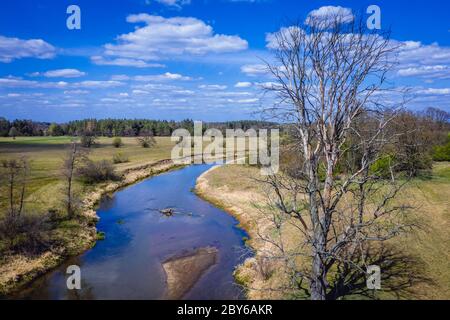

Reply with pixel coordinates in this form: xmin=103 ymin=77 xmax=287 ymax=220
xmin=196 ymin=162 xmax=450 ymax=300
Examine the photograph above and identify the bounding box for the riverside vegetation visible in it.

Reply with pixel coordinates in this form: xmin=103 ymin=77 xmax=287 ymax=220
xmin=0 ymin=136 xmax=180 ymax=295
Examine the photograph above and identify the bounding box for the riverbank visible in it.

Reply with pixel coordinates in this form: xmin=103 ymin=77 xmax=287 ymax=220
xmin=0 ymin=158 xmax=183 ymax=296
xmin=195 ymin=164 xmax=290 ymax=299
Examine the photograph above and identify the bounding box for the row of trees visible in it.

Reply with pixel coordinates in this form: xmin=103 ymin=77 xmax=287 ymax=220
xmin=0 ymin=118 xmax=277 ymax=138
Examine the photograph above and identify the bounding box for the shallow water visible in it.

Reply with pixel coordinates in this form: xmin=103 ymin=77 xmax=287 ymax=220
xmin=16 ymin=164 xmax=249 ymax=300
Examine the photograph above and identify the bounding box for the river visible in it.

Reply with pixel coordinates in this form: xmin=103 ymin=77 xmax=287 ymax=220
xmin=16 ymin=164 xmax=249 ymax=300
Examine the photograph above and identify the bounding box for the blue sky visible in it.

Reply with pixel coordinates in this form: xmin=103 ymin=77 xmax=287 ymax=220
xmin=0 ymin=0 xmax=449 ymax=122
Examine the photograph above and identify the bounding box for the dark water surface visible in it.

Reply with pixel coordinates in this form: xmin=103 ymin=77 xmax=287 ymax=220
xmin=17 ymin=164 xmax=249 ymax=300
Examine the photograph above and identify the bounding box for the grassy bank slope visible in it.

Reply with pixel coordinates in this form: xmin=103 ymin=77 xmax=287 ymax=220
xmin=195 ymin=163 xmax=450 ymax=300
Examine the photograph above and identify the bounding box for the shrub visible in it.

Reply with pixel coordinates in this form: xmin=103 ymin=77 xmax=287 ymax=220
xmin=113 ymin=152 xmax=129 ymax=164
xmin=370 ymin=155 xmax=395 ymax=179
xmin=96 ymin=231 xmax=106 ymax=240
xmin=433 ymin=134 xmax=450 ymax=161
xmin=78 ymin=159 xmax=120 ymax=184
xmin=0 ymin=212 xmax=54 ymax=255
xmin=136 ymin=135 xmax=156 ymax=148
xmin=80 ymin=134 xmax=97 ymax=148
xmin=112 ymin=137 xmax=123 ymax=148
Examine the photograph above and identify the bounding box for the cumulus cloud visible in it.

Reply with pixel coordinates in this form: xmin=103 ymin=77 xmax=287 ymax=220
xmin=94 ymin=14 xmax=248 ymax=65
xmin=305 ymin=6 xmax=354 ymax=27
xmin=64 ymin=90 xmax=89 ymax=95
xmin=154 ymin=0 xmax=191 ymax=9
xmin=0 ymin=35 xmax=56 ymax=63
xmin=91 ymin=56 xmax=165 ymax=68
xmin=31 ymin=69 xmax=86 ymax=78
xmin=199 ymin=84 xmax=228 ymax=90
xmin=0 ymin=77 xmax=124 ymax=89
xmin=416 ymin=88 xmax=450 ymax=95
xmin=397 ymin=65 xmax=450 ymax=79
xmin=235 ymin=81 xmax=253 ymax=88
xmin=240 ymin=64 xmax=267 ymax=76
xmin=134 ymin=72 xmax=192 ymax=81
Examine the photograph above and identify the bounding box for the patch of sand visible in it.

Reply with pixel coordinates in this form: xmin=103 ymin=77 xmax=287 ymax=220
xmin=163 ymin=247 xmax=218 ymax=300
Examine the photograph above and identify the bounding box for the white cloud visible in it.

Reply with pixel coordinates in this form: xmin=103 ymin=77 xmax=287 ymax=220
xmin=134 ymin=72 xmax=192 ymax=81
xmin=235 ymin=81 xmax=253 ymax=88
xmin=397 ymin=65 xmax=450 ymax=79
xmin=32 ymin=69 xmax=86 ymax=78
xmin=132 ymin=89 xmax=150 ymax=95
xmin=155 ymin=0 xmax=191 ymax=9
xmin=199 ymin=84 xmax=228 ymax=90
xmin=0 ymin=78 xmax=68 ymax=89
xmin=241 ymin=64 xmax=267 ymax=76
xmin=235 ymin=98 xmax=259 ymax=104
xmin=111 ymin=74 xmax=131 ymax=81
xmin=91 ymin=56 xmax=165 ymax=68
xmin=0 ymin=35 xmax=56 ymax=63
xmin=64 ymin=90 xmax=89 ymax=95
xmin=305 ymin=6 xmax=354 ymax=27
xmin=416 ymin=88 xmax=450 ymax=95
xmin=0 ymin=78 xmax=124 ymax=89
xmin=397 ymin=41 xmax=450 ymax=65
xmin=72 ymin=81 xmax=125 ymax=89
xmin=96 ymin=14 xmax=248 ymax=64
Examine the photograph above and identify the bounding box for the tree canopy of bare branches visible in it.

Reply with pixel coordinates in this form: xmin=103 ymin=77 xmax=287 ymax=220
xmin=260 ymin=15 xmax=416 ymax=300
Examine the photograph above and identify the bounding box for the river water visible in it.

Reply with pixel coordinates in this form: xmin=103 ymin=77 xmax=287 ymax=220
xmin=16 ymin=164 xmax=249 ymax=300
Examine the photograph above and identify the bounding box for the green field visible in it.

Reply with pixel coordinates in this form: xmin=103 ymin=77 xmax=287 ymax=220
xmin=0 ymin=136 xmax=176 ymax=213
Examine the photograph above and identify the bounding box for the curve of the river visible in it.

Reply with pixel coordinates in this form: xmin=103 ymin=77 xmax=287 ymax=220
xmin=17 ymin=164 xmax=249 ymax=300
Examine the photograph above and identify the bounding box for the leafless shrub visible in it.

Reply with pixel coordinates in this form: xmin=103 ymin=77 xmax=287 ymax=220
xmin=78 ymin=159 xmax=120 ymax=184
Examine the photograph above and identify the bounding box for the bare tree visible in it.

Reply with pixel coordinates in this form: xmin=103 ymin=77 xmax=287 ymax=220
xmin=62 ymin=142 xmax=86 ymax=218
xmin=1 ymin=157 xmax=29 ymax=219
xmin=258 ymin=15 xmax=415 ymax=300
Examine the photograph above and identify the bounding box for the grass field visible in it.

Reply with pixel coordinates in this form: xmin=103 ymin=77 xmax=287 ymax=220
xmin=0 ymin=136 xmax=176 ymax=213
xmin=196 ymin=162 xmax=450 ymax=300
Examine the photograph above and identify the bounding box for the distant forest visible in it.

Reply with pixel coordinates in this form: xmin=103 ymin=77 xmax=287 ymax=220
xmin=0 ymin=118 xmax=278 ymax=137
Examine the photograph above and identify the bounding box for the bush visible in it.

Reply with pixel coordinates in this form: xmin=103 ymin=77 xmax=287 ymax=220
xmin=78 ymin=159 xmax=120 ymax=184
xmin=370 ymin=155 xmax=395 ymax=179
xmin=96 ymin=231 xmax=106 ymax=240
xmin=112 ymin=137 xmax=123 ymax=148
xmin=113 ymin=152 xmax=129 ymax=164
xmin=0 ymin=212 xmax=54 ymax=255
xmin=433 ymin=134 xmax=450 ymax=161
xmin=80 ymin=134 xmax=97 ymax=148
xmin=433 ymin=144 xmax=450 ymax=161
xmin=137 ymin=135 xmax=157 ymax=148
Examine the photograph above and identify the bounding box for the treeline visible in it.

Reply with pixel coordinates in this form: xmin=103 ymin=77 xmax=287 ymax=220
xmin=280 ymin=107 xmax=450 ymax=178
xmin=0 ymin=118 xmax=278 ymax=138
